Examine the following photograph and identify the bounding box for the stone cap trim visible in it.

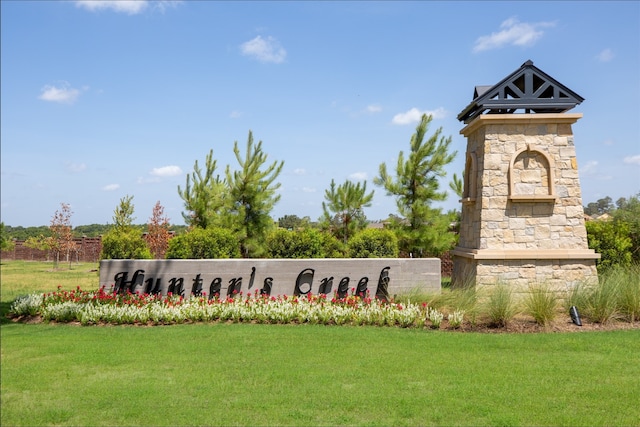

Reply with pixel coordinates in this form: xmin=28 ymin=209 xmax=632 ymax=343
xmin=460 ymin=113 xmax=583 ymax=136
xmin=452 ymin=247 xmax=600 ymax=260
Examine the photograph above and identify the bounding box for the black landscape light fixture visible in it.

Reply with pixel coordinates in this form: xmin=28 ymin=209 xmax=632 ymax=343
xmin=569 ymin=305 xmax=582 ymax=326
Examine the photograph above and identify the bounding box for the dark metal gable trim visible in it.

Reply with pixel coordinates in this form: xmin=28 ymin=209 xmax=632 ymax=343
xmin=458 ymin=60 xmax=585 ymax=123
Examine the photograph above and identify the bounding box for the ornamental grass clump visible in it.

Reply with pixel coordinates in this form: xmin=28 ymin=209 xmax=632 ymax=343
xmin=614 ymin=264 xmax=640 ymax=322
xmin=584 ymin=271 xmax=621 ymax=324
xmin=486 ymin=283 xmax=519 ymax=328
xmin=524 ymin=284 xmax=558 ymax=327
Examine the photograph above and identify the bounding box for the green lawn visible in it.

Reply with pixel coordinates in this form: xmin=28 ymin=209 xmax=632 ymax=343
xmin=2 ymin=261 xmax=640 ymax=426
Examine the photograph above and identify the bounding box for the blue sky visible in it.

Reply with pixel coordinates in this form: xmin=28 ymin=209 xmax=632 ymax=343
xmin=1 ymin=1 xmax=639 ymax=227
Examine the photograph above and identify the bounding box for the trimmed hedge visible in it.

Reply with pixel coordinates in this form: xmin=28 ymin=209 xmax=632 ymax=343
xmin=166 ymin=227 xmax=240 ymax=259
xmin=266 ymin=228 xmax=344 ymax=258
xmin=347 ymin=228 xmax=398 ymax=258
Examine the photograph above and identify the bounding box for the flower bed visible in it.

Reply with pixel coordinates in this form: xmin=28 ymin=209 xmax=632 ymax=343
xmin=9 ymin=286 xmax=427 ymax=328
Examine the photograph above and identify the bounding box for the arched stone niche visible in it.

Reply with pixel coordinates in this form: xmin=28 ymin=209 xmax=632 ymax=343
xmin=508 ymin=144 xmax=556 ymax=202
xmin=462 ymin=151 xmax=477 ymax=203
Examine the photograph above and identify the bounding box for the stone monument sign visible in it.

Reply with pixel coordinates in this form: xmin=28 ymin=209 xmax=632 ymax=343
xmin=452 ymin=60 xmax=599 ymax=288
xmin=100 ymin=258 xmax=441 ymax=299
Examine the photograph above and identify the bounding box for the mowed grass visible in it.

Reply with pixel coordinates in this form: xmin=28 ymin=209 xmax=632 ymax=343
xmin=1 ymin=260 xmax=99 ymax=303
xmin=3 ymin=323 xmax=640 ymax=426
xmin=2 ymin=261 xmax=640 ymax=426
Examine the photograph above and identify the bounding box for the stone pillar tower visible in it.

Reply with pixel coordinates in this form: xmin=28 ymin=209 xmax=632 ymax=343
xmin=452 ymin=61 xmax=599 ymax=289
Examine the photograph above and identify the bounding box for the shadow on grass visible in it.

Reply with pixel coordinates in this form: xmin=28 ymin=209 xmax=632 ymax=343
xmin=1 ymin=300 xmax=15 ymax=325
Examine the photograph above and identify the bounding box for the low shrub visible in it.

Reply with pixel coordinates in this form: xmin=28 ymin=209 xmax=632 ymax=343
xmin=166 ymin=227 xmax=240 ymax=259
xmin=266 ymin=228 xmax=326 ymax=258
xmin=347 ymin=228 xmax=399 ymax=258
xmin=586 ymin=220 xmax=632 ymax=273
xmin=101 ymin=228 xmax=152 ymax=260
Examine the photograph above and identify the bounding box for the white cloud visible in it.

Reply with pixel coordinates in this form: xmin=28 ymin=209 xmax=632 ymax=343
xmin=293 ymin=168 xmax=306 ymax=175
xmin=623 ymin=155 xmax=640 ymax=166
xmin=75 ymin=1 xmax=181 ymax=14
xmin=240 ymin=36 xmax=287 ymax=63
xmin=580 ymin=161 xmax=613 ymax=181
xmin=580 ymin=160 xmax=598 ymax=176
xmin=150 ymin=165 xmax=182 ymax=177
xmin=75 ymin=0 xmax=148 ymax=14
xmin=38 ymin=82 xmax=81 ymax=104
xmin=392 ymin=107 xmax=446 ymax=125
xmin=473 ymin=17 xmax=555 ymax=53
xmin=366 ymin=104 xmax=382 ymax=114
xmin=425 ymin=107 xmax=447 ymax=119
xmin=229 ymin=110 xmax=243 ymax=119
xmin=302 ymin=187 xmax=316 ymax=193
xmin=596 ymin=48 xmax=615 ymax=62
xmin=349 ymin=172 xmax=368 ymax=181
xmin=66 ymin=162 xmax=87 ymax=173
xmin=102 ymin=183 xmax=120 ymax=191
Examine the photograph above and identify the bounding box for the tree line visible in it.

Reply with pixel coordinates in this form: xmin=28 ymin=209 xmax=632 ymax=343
xmin=1 ymin=113 xmax=637 ymax=272
xmin=1 ymin=114 xmax=459 ymax=261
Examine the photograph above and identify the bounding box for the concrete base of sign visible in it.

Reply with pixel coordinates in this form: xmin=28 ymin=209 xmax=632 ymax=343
xmin=99 ymin=258 xmax=441 ymax=299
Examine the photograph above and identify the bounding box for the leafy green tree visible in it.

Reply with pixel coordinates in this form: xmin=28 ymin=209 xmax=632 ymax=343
xmin=613 ymin=192 xmax=640 ymax=263
xmin=321 ymin=179 xmax=374 ymax=244
xmin=225 ymin=131 xmax=284 ymax=258
xmin=101 ymin=196 xmax=151 ymax=260
xmin=278 ymin=214 xmax=310 ymax=230
xmin=0 ymin=222 xmax=15 ymax=252
xmin=584 ymin=196 xmax=614 ymax=216
xmin=586 ymin=220 xmax=632 ymax=272
xmin=23 ymin=235 xmax=50 ymax=260
xmin=374 ymin=113 xmax=457 ymax=257
xmin=178 ymin=149 xmax=227 ymax=229
xmin=73 ymin=224 xmax=112 ymax=237
xmin=2 ymin=225 xmax=50 ymax=241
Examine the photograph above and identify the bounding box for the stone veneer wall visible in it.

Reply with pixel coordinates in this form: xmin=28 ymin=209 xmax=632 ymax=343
xmin=452 ymin=114 xmax=598 ymax=289
xmin=453 ymin=256 xmax=598 ymax=290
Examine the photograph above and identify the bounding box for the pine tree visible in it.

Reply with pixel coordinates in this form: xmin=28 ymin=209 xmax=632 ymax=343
xmin=177 ymin=149 xmax=227 ymax=229
xmin=374 ymin=114 xmax=457 ymax=257
xmin=322 ymin=179 xmax=374 ymax=244
xmin=112 ymin=195 xmax=135 ymax=230
xmin=226 ymin=131 xmax=284 ymax=257
xmin=101 ymin=196 xmax=152 ymax=260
